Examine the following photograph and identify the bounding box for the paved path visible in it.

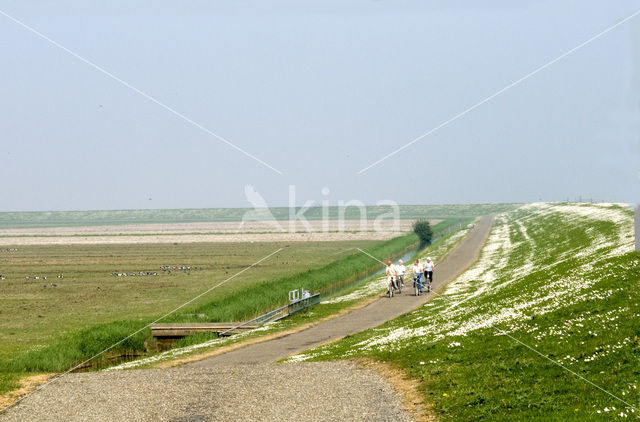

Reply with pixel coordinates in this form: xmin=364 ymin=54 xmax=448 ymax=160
xmin=190 ymin=216 xmax=493 ymax=367
xmin=0 ymin=363 xmax=410 ymax=422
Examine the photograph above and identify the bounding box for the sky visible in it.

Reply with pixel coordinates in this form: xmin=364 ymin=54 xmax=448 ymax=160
xmin=1 ymin=0 xmax=639 ymax=212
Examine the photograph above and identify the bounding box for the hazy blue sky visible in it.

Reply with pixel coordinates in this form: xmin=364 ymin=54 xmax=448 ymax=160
xmin=1 ymin=1 xmax=638 ymax=211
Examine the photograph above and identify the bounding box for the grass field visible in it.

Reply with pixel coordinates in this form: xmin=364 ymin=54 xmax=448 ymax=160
xmin=0 ymin=240 xmax=386 ymax=360
xmin=0 ymin=204 xmax=518 ymax=228
xmin=292 ymin=203 xmax=639 ymax=420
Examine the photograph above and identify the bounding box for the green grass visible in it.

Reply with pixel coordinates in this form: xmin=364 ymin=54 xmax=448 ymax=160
xmin=0 ymin=204 xmax=518 ymax=228
xmin=0 ymin=373 xmax=19 ymax=397
xmin=1 ymin=321 xmax=149 ymax=373
xmin=0 ymin=240 xmax=384 ymax=360
xmin=295 ymin=203 xmax=639 ymax=420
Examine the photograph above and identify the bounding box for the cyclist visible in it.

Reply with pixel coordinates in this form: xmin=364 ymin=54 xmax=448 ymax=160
xmin=423 ymin=257 xmax=435 ymax=292
xmin=385 ymin=260 xmax=398 ymax=297
xmin=412 ymin=259 xmax=423 ymax=296
xmin=396 ymin=259 xmax=406 ymax=294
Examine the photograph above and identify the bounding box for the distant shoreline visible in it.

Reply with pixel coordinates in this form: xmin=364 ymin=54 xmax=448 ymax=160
xmin=0 ymin=204 xmax=519 ymax=229
xmin=0 ymin=220 xmax=429 ymax=246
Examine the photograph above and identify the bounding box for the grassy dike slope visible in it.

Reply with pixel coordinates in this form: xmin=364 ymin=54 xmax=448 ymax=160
xmin=293 ymin=203 xmax=639 ymax=421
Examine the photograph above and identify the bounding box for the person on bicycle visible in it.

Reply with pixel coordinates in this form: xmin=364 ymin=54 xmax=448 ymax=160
xmin=385 ymin=260 xmax=398 ymax=296
xmin=396 ymin=259 xmax=406 ymax=293
xmin=423 ymin=257 xmax=435 ymax=292
xmin=412 ymin=259 xmax=423 ymax=295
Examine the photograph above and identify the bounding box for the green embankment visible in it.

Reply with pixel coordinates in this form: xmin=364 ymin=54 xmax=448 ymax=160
xmin=298 ymin=203 xmax=639 ymax=421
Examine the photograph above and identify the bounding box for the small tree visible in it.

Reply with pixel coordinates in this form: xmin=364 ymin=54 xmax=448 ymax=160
xmin=413 ymin=219 xmax=433 ymax=247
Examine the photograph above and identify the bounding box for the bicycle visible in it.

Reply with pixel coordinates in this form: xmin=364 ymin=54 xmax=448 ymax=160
xmin=388 ymin=276 xmax=396 ymax=298
xmin=424 ymin=270 xmax=433 ymax=292
xmin=396 ymin=275 xmax=403 ymax=294
xmin=413 ymin=273 xmax=423 ymax=296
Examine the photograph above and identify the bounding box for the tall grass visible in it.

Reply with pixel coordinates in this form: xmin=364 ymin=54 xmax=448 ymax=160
xmin=0 ymin=321 xmax=149 ymax=374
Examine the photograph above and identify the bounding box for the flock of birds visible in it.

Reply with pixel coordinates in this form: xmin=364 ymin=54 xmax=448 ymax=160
xmin=160 ymin=265 xmax=201 ymax=272
xmin=111 ymin=265 xmax=201 ymax=277
xmin=1 ymin=265 xmax=203 ymax=289
xmin=111 ymin=271 xmax=159 ymax=277
xmin=2 ymin=274 xmax=67 ymax=288
xmin=24 ymin=274 xmax=64 ymax=280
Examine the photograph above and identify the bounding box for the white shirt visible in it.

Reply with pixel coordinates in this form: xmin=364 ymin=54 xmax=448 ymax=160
xmin=386 ymin=265 xmax=397 ymax=277
xmin=396 ymin=264 xmax=406 ymax=276
xmin=412 ymin=264 xmax=423 ymax=274
xmin=424 ymin=261 xmax=434 ymax=271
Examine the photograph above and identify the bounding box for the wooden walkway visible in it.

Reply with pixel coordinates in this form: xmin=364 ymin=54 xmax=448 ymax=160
xmin=152 ymin=293 xmax=321 ymax=341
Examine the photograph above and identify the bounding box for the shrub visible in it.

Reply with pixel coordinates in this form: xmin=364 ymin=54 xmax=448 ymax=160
xmin=413 ymin=219 xmax=433 ymax=246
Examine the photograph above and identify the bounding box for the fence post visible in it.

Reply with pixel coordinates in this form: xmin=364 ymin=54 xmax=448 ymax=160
xmin=636 ymin=204 xmax=640 ymax=253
